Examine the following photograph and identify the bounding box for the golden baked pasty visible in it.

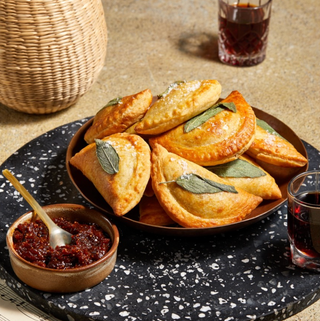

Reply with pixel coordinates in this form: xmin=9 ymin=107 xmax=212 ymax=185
xmin=143 ymin=178 xmax=155 ymax=197
xmin=70 ymin=133 xmax=151 ymax=216
xmin=151 ymin=144 xmax=262 ymax=228
xmin=207 ymin=155 xmax=282 ymax=200
xmin=84 ymin=89 xmax=152 ymax=144
xmin=125 ymin=123 xmax=138 ymax=134
xmin=134 ymin=80 xmax=222 ymax=135
xmin=246 ymin=119 xmax=308 ymax=168
xmin=139 ymin=195 xmax=175 ymax=226
xmin=149 ymin=91 xmax=256 ymax=166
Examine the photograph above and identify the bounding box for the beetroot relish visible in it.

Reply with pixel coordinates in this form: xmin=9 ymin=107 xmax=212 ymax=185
xmin=12 ymin=218 xmax=111 ymax=269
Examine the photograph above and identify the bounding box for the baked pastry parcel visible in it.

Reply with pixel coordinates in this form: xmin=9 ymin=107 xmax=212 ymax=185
xmin=70 ymin=133 xmax=151 ymax=216
xmin=134 ymin=79 xmax=222 ymax=135
xmin=149 ymin=91 xmax=256 ymax=166
xmin=84 ymin=89 xmax=153 ymax=144
xmin=139 ymin=195 xmax=175 ymax=226
xmin=206 ymin=154 xmax=282 ymax=200
xmin=151 ymin=144 xmax=262 ymax=228
xmin=246 ymin=119 xmax=308 ymax=168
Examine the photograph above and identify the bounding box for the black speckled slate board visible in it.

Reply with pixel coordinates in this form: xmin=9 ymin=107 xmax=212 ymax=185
xmin=0 ymin=118 xmax=320 ymax=321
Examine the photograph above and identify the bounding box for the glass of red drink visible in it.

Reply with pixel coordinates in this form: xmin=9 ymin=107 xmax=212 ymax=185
xmin=287 ymin=171 xmax=320 ymax=271
xmin=218 ymin=0 xmax=272 ymax=66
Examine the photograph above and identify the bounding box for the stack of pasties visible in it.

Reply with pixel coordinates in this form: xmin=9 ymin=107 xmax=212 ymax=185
xmin=69 ymin=80 xmax=307 ymax=228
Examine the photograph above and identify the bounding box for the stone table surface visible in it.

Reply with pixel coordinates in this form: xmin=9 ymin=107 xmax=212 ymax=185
xmin=0 ymin=0 xmax=319 ymax=320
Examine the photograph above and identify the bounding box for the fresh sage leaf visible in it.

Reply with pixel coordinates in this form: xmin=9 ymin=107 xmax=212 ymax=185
xmin=207 ymin=159 xmax=266 ymax=178
xmin=219 ymin=102 xmax=237 ymax=113
xmin=96 ymin=97 xmax=123 ymax=115
xmin=184 ymin=102 xmax=237 ymax=133
xmin=256 ymin=119 xmax=286 ymax=140
xmin=157 ymin=80 xmax=186 ymax=99
xmin=95 ymin=139 xmax=119 ymax=174
xmin=105 ymin=97 xmax=122 ymax=107
xmin=161 ymin=173 xmax=238 ymax=194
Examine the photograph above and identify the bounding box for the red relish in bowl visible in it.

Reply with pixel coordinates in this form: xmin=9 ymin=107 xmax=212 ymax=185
xmin=12 ymin=217 xmax=111 ymax=269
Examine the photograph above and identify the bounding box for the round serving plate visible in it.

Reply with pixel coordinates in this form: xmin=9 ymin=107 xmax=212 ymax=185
xmin=1 ymin=116 xmax=319 ymax=321
xmin=66 ymin=107 xmax=308 ymax=237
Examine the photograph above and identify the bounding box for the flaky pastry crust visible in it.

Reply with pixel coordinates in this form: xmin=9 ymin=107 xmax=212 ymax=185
xmin=139 ymin=195 xmax=175 ymax=226
xmin=149 ymin=91 xmax=256 ymax=166
xmin=70 ymin=133 xmax=151 ymax=216
xmin=84 ymin=89 xmax=152 ymax=144
xmin=209 ymin=155 xmax=282 ymax=200
xmin=246 ymin=125 xmax=308 ymax=167
xmin=151 ymin=144 xmax=262 ymax=228
xmin=134 ymin=80 xmax=221 ymax=135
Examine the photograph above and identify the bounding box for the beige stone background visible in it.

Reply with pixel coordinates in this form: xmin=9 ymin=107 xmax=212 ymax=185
xmin=0 ymin=0 xmax=319 ymax=320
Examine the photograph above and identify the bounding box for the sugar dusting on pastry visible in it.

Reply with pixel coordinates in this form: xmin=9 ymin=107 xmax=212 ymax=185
xmin=135 ymin=80 xmax=222 ymax=135
xmin=177 ymin=159 xmax=189 ymax=174
xmin=263 ymin=132 xmax=276 ymax=146
xmin=162 ymin=80 xmax=201 ymax=100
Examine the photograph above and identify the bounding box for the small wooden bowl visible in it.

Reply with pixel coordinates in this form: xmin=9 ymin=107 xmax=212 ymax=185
xmin=6 ymin=204 xmax=119 ymax=293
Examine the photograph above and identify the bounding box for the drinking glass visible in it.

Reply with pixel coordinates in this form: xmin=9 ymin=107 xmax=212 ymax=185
xmin=218 ymin=0 xmax=272 ymax=66
xmin=287 ymin=171 xmax=320 ymax=271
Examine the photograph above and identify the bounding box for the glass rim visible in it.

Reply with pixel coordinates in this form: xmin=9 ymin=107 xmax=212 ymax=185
xmin=218 ymin=0 xmax=273 ymax=9
xmin=287 ymin=170 xmax=320 ymax=208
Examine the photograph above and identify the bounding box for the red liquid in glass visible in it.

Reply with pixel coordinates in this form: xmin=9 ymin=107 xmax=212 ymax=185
xmin=288 ymin=192 xmax=320 ymax=258
xmin=218 ymin=3 xmax=270 ymax=66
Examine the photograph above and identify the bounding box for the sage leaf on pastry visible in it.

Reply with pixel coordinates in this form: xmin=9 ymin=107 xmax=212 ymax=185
xmin=85 ymin=89 xmax=152 ymax=144
xmin=149 ymin=91 xmax=255 ymax=167
xmin=161 ymin=173 xmax=238 ymax=194
xmin=151 ymin=144 xmax=262 ymax=227
xmin=184 ymin=102 xmax=237 ymax=133
xmin=96 ymin=97 xmax=123 ymax=115
xmin=157 ymin=80 xmax=186 ymax=99
xmin=105 ymin=96 xmax=123 ymax=107
xmin=256 ymin=119 xmax=286 ymax=140
xmin=95 ymin=139 xmax=119 ymax=174
xmin=135 ymin=80 xmax=221 ymax=135
xmin=207 ymin=159 xmax=266 ymax=178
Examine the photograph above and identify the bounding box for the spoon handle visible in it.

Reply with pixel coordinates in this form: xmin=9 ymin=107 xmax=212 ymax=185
xmin=2 ymin=169 xmax=56 ymax=231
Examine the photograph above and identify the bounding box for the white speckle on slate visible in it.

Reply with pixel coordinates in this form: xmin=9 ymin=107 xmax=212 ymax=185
xmin=89 ymin=312 xmax=100 ymax=316
xmin=171 ymin=313 xmax=180 ymax=319
xmin=210 ymin=263 xmax=219 ymax=270
xmin=119 ymin=311 xmax=130 ymax=317
xmin=161 ymin=308 xmax=169 ymax=316
xmin=200 ymin=306 xmax=211 ymax=312
xmin=104 ymin=294 xmax=114 ymax=301
xmin=219 ymin=298 xmax=227 ymax=304
xmin=67 ymin=303 xmax=77 ymax=308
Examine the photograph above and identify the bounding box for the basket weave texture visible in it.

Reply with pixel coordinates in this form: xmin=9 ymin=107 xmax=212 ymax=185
xmin=0 ymin=0 xmax=107 ymax=114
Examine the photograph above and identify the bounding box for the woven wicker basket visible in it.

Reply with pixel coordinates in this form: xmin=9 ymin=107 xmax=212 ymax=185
xmin=0 ymin=0 xmax=107 ymax=114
